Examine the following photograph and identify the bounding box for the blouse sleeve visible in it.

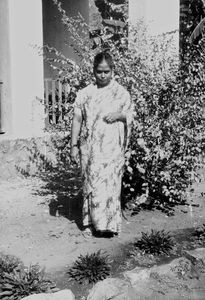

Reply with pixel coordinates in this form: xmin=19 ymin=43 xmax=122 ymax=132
xmin=121 ymin=91 xmax=134 ymax=149
xmin=73 ymin=89 xmax=84 ymax=110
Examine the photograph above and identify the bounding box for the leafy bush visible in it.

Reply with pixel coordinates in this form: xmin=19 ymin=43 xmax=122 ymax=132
xmin=134 ymin=230 xmax=175 ymax=255
xmin=0 ymin=253 xmax=22 ymax=274
xmin=128 ymin=248 xmax=159 ymax=267
xmin=42 ymin=0 xmax=205 ymax=211
xmin=0 ymin=261 xmax=54 ymax=300
xmin=192 ymin=224 xmax=205 ymax=243
xmin=67 ymin=250 xmax=111 ymax=284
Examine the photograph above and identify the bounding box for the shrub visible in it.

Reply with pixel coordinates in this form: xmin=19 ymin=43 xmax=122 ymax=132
xmin=128 ymin=248 xmax=159 ymax=267
xmin=0 ymin=264 xmax=53 ymax=300
xmin=192 ymin=224 xmax=205 ymax=243
xmin=42 ymin=0 xmax=205 ymax=212
xmin=67 ymin=250 xmax=111 ymax=284
xmin=134 ymin=230 xmax=175 ymax=255
xmin=0 ymin=253 xmax=22 ymax=274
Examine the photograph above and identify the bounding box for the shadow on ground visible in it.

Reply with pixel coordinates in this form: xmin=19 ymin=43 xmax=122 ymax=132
xmin=40 ymin=166 xmax=83 ymax=230
xmin=16 ymin=135 xmax=205 ymax=233
xmin=16 ymin=135 xmax=84 ymax=230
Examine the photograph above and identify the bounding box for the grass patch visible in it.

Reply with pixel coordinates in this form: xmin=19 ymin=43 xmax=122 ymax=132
xmin=134 ymin=230 xmax=175 ymax=256
xmin=67 ymin=250 xmax=111 ymax=284
xmin=0 ymin=253 xmax=56 ymax=300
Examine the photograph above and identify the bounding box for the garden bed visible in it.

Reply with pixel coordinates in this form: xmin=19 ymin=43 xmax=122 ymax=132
xmin=50 ymin=226 xmax=205 ymax=299
xmin=0 ymin=175 xmax=204 ymax=299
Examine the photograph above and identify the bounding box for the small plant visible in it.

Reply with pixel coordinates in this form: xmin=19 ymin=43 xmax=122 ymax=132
xmin=67 ymin=250 xmax=111 ymax=284
xmin=171 ymin=258 xmax=192 ymax=279
xmin=129 ymin=248 xmax=159 ymax=267
xmin=192 ymin=224 xmax=205 ymax=243
xmin=134 ymin=230 xmax=175 ymax=256
xmin=0 ymin=264 xmax=53 ymax=300
xmin=0 ymin=253 xmax=22 ymax=274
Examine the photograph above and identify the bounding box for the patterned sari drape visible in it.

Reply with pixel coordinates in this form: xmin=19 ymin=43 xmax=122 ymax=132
xmin=74 ymin=80 xmax=133 ymax=233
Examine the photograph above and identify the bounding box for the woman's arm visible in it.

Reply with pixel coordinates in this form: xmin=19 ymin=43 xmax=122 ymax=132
xmin=103 ymin=112 xmax=126 ymax=124
xmin=103 ymin=91 xmax=133 ymax=149
xmin=70 ymin=108 xmax=82 ymax=163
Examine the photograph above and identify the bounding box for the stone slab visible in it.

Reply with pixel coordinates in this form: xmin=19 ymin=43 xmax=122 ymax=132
xmin=183 ymin=248 xmax=205 ymax=266
xmin=87 ymin=278 xmax=136 ymax=300
xmin=21 ymin=289 xmax=75 ymax=300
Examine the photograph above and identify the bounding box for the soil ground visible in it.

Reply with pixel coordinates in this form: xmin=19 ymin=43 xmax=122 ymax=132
xmin=0 ymin=175 xmax=205 ymax=298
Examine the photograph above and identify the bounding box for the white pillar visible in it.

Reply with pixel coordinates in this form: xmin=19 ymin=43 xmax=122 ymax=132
xmin=129 ymin=0 xmax=146 ymax=23
xmin=129 ymin=0 xmax=179 ymax=33
xmin=0 ymin=0 xmax=12 ymax=134
xmin=146 ymin=0 xmax=179 ymax=36
xmin=8 ymin=0 xmax=45 ymax=138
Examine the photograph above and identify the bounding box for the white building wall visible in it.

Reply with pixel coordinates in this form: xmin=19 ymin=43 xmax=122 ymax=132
xmin=146 ymin=0 xmax=179 ymax=35
xmin=0 ymin=0 xmax=12 ymax=134
xmin=129 ymin=0 xmax=179 ymax=38
xmin=8 ymin=0 xmax=45 ymax=138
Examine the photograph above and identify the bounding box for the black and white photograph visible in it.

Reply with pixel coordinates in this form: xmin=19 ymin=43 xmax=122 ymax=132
xmin=0 ymin=0 xmax=205 ymax=299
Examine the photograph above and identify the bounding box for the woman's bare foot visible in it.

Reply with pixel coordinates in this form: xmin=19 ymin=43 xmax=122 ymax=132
xmin=82 ymin=227 xmax=93 ymax=238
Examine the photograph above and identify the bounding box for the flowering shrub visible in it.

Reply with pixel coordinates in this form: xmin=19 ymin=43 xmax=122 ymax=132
xmin=43 ymin=0 xmax=205 ymax=211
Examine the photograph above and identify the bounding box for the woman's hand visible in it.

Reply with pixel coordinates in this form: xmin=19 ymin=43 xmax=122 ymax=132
xmin=103 ymin=112 xmax=126 ymax=124
xmin=70 ymin=146 xmax=79 ymax=164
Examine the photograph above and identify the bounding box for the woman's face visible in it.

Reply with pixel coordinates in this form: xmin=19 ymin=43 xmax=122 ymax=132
xmin=94 ymin=60 xmax=113 ymax=87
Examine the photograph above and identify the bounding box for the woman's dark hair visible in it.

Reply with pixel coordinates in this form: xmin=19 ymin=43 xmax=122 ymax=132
xmin=93 ymin=52 xmax=114 ymax=70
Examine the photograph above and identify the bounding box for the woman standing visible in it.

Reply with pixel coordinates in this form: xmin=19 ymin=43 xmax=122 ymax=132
xmin=70 ymin=52 xmax=133 ymax=237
